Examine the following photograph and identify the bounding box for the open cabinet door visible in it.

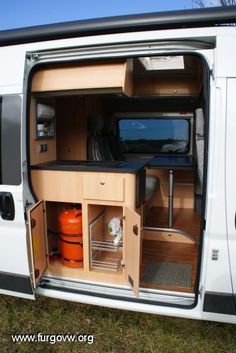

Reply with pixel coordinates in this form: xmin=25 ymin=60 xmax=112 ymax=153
xmin=28 ymin=201 xmax=47 ymax=288
xmin=124 ymin=206 xmax=141 ymax=297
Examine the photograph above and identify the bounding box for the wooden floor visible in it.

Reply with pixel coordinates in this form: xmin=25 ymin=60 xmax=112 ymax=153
xmin=145 ymin=207 xmax=201 ymax=242
xmin=141 ymin=206 xmax=201 ymax=293
xmin=140 ymin=239 xmax=198 ymax=293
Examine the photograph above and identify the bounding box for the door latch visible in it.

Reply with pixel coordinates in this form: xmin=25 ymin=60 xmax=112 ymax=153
xmin=212 ymin=248 xmax=219 ymax=261
xmin=0 ymin=192 xmax=15 ymax=221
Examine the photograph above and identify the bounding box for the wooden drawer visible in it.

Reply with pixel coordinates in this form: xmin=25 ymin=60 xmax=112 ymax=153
xmin=83 ymin=174 xmax=125 ymax=202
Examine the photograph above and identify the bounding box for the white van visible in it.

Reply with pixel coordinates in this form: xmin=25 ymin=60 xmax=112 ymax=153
xmin=0 ymin=5 xmax=236 ymax=324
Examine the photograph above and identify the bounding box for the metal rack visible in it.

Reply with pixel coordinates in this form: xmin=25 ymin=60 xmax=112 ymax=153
xmin=92 ymin=251 xmax=122 ymax=271
xmin=89 ymin=211 xmax=123 ymax=271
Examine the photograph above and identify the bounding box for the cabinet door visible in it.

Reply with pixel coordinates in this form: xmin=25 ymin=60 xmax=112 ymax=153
xmin=124 ymin=206 xmax=141 ymax=297
xmin=28 ymin=201 xmax=47 ymax=288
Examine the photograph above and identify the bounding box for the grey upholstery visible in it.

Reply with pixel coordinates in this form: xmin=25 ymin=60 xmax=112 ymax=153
xmin=145 ymin=175 xmax=158 ymax=202
xmin=88 ymin=114 xmax=114 ymax=161
xmin=196 ymin=140 xmax=204 ymax=189
xmin=195 ymin=108 xmax=204 ymax=194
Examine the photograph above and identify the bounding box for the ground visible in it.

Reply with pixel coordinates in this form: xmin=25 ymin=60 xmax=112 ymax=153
xmin=0 ymin=295 xmax=235 ymax=353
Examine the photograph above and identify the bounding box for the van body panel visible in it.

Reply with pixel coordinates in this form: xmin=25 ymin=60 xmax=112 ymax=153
xmin=226 ymin=79 xmax=236 ymax=296
xmin=0 ymin=95 xmax=33 ymax=298
xmin=200 ymin=79 xmax=233 ymax=296
xmin=216 ymin=35 xmax=236 ymax=78
xmin=36 ymin=285 xmax=236 ymax=324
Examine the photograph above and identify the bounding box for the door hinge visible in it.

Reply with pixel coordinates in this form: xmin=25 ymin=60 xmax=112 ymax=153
xmin=31 ymin=218 xmax=36 ymax=229
xmin=34 ymin=268 xmax=40 ymax=279
xmin=128 ymin=275 xmax=134 ymax=288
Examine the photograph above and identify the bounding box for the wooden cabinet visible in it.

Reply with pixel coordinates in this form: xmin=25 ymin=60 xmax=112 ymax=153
xmin=134 ymin=77 xmax=202 ymax=96
xmin=31 ymin=170 xmax=137 ymax=208
xmin=31 ymin=59 xmax=133 ymax=97
xmin=28 ymin=170 xmax=142 ymax=296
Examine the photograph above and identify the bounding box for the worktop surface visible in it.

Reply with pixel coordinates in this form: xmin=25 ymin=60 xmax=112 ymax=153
xmin=30 ymin=160 xmax=148 ymax=174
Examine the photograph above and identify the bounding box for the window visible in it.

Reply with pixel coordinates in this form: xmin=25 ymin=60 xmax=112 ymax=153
xmin=0 ymin=95 xmax=21 ymax=185
xmin=118 ymin=118 xmax=190 ymax=154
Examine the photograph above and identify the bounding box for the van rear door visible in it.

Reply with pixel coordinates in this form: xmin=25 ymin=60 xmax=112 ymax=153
xmin=0 ymin=95 xmax=34 ymax=298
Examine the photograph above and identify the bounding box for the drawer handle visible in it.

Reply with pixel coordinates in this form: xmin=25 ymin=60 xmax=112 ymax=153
xmin=100 ymin=180 xmax=105 ymax=185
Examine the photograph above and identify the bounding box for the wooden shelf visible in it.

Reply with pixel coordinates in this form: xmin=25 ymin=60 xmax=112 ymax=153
xmin=46 ymin=259 xmax=125 ymax=284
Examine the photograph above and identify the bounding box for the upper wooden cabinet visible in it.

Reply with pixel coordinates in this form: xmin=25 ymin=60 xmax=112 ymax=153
xmin=31 ymin=59 xmax=133 ymax=96
xmin=133 ymin=55 xmax=203 ymax=96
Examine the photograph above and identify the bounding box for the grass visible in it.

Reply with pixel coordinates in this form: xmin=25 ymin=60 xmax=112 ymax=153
xmin=0 ymin=295 xmax=236 ymax=353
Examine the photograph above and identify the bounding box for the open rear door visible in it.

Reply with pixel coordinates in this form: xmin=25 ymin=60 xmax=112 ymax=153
xmin=124 ymin=206 xmax=141 ymax=297
xmin=28 ymin=201 xmax=47 ymax=288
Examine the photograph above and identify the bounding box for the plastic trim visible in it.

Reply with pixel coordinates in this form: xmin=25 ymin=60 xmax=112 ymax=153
xmin=0 ymin=271 xmax=33 ymax=295
xmin=0 ymin=6 xmax=236 ymax=47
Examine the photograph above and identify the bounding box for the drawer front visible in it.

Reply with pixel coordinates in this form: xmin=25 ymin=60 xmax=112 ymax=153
xmin=83 ymin=174 xmax=125 ymax=202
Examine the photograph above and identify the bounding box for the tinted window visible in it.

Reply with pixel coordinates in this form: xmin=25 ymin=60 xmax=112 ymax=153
xmin=0 ymin=95 xmax=21 ymax=185
xmin=118 ymin=118 xmax=190 ymax=154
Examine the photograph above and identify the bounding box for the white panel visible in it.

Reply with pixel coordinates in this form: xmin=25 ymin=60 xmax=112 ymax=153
xmin=201 ymin=79 xmax=232 ymax=294
xmin=216 ymin=34 xmax=236 ymax=78
xmin=0 ymin=46 xmax=25 ymax=90
xmin=226 ymin=78 xmax=236 ymax=293
xmin=0 ymin=187 xmax=30 ymax=275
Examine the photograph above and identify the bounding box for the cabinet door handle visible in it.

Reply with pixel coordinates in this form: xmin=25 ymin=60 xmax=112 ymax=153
xmin=133 ymin=224 xmax=139 ymax=236
xmin=100 ymin=180 xmax=105 ymax=185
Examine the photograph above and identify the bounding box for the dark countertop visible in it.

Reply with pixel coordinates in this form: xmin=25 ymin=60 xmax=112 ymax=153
xmin=30 ymin=160 xmax=148 ymax=174
xmin=148 ymin=155 xmax=194 ymax=169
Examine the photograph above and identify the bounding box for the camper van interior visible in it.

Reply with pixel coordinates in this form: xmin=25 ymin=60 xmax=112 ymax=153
xmin=28 ymin=54 xmax=207 ymax=298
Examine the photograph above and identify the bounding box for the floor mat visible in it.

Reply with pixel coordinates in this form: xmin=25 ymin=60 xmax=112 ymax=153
xmin=142 ymin=261 xmax=192 ymax=288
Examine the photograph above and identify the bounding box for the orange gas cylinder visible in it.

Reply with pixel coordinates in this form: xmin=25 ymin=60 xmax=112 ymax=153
xmin=59 ymin=207 xmax=83 ymax=268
